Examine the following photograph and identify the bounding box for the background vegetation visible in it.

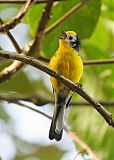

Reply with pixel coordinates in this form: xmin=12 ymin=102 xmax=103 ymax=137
xmin=0 ymin=0 xmax=114 ymax=159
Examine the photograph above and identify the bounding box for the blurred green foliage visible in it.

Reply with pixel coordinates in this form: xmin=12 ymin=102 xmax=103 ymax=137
xmin=15 ymin=141 xmax=63 ymax=160
xmin=27 ymin=0 xmax=101 ymax=57
xmin=0 ymin=0 xmax=114 ymax=160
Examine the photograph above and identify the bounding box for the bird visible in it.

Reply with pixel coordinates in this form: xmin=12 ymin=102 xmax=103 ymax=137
xmin=49 ymin=30 xmax=83 ymax=141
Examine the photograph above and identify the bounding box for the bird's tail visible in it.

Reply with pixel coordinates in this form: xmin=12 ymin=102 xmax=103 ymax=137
xmin=49 ymin=95 xmax=66 ymax=141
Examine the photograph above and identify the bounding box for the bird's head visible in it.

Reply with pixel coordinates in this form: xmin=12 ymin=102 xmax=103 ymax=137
xmin=60 ymin=30 xmax=80 ymax=52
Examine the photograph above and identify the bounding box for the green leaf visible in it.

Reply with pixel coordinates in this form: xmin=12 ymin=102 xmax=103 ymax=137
xmin=82 ymin=18 xmax=112 ymax=56
xmin=36 ymin=146 xmax=64 ymax=160
xmin=29 ymin=79 xmax=52 ymax=96
xmin=82 ymin=14 xmax=114 ymax=98
xmin=102 ymin=9 xmax=114 ymax=20
xmin=69 ymin=106 xmax=114 ymax=160
xmin=0 ymin=60 xmax=12 ymax=71
xmin=42 ymin=0 xmax=101 ymax=57
xmin=26 ymin=0 xmax=101 ymax=57
xmin=103 ymin=0 xmax=114 ymax=9
xmin=102 ymin=0 xmax=114 ymax=20
xmin=0 ymin=4 xmax=21 ymax=21
xmin=0 ymin=71 xmax=33 ymax=93
xmin=26 ymin=4 xmax=45 ymax=36
xmin=15 ymin=145 xmax=64 ymax=160
xmin=0 ymin=70 xmax=52 ymax=96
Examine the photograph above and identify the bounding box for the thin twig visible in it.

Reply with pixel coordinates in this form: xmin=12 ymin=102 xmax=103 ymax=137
xmin=0 ymin=0 xmax=92 ymax=84
xmin=0 ymin=57 xmax=25 ymax=83
xmin=0 ymin=0 xmax=53 ymax=83
xmin=0 ymin=18 xmax=22 ymax=53
xmin=0 ymin=93 xmax=114 ymax=107
xmin=0 ymin=50 xmax=114 ymax=128
xmin=37 ymin=56 xmax=114 ymax=65
xmin=71 ymin=101 xmax=114 ymax=107
xmin=84 ymin=59 xmax=114 ymax=65
xmin=0 ymin=0 xmax=64 ymax=4
xmin=1 ymin=50 xmax=114 ymax=66
xmin=64 ymin=128 xmax=99 ymax=160
xmin=73 ymin=150 xmax=85 ymax=160
xmin=28 ymin=0 xmax=54 ymax=57
xmin=0 ymin=16 xmax=23 ymax=84
xmin=15 ymin=101 xmax=52 ymax=119
xmin=0 ymin=0 xmax=35 ymax=32
xmin=13 ymin=101 xmax=99 ymax=160
xmin=0 ymin=16 xmax=23 ymax=83
xmin=0 ymin=92 xmax=51 ymax=106
xmin=45 ymin=0 xmax=91 ymax=34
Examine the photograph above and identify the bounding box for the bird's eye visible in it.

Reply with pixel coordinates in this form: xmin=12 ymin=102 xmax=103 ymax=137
xmin=69 ymin=36 xmax=73 ymax=40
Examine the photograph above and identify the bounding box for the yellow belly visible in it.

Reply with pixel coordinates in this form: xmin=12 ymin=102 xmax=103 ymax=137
xmin=49 ymin=47 xmax=83 ymax=93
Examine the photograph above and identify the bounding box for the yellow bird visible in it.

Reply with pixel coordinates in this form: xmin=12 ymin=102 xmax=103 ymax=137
xmin=49 ymin=30 xmax=83 ymax=141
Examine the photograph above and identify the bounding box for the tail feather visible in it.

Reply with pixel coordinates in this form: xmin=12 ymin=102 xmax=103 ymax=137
xmin=49 ymin=92 xmax=72 ymax=141
xmin=49 ymin=120 xmax=55 ymax=140
xmin=49 ymin=102 xmax=65 ymax=141
xmin=49 ymin=119 xmax=63 ymax=141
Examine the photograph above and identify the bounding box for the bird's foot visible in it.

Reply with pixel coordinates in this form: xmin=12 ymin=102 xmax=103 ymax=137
xmin=76 ymin=83 xmax=83 ymax=89
xmin=56 ymin=72 xmax=61 ymax=76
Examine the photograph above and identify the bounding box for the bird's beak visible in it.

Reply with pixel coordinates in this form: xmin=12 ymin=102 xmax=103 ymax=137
xmin=59 ymin=29 xmax=67 ymax=40
xmin=62 ymin=29 xmax=67 ymax=39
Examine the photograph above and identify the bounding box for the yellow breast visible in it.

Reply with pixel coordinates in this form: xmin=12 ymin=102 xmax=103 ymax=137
xmin=49 ymin=40 xmax=83 ymax=93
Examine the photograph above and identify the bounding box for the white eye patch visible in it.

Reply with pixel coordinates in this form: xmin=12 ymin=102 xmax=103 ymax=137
xmin=65 ymin=34 xmax=77 ymax=43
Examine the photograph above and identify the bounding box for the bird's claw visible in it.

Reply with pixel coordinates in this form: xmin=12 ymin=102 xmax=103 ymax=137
xmin=76 ymin=83 xmax=83 ymax=88
xmin=56 ymin=72 xmax=61 ymax=76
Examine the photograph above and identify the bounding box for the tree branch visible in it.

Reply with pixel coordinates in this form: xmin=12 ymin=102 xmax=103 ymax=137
xmin=0 ymin=92 xmax=52 ymax=106
xmin=84 ymin=59 xmax=114 ymax=65
xmin=0 ymin=16 xmax=23 ymax=83
xmin=71 ymin=101 xmax=114 ymax=107
xmin=0 ymin=0 xmax=64 ymax=4
xmin=0 ymin=0 xmax=53 ymax=83
xmin=73 ymin=150 xmax=86 ymax=160
xmin=1 ymin=53 xmax=114 ymax=83
xmin=0 ymin=0 xmax=35 ymax=33
xmin=0 ymin=50 xmax=114 ymax=128
xmin=45 ymin=0 xmax=91 ymax=34
xmin=38 ymin=56 xmax=114 ymax=66
xmin=0 ymin=57 xmax=25 ymax=83
xmin=0 ymin=93 xmax=114 ymax=107
xmin=15 ymin=101 xmax=52 ymax=119
xmin=0 ymin=18 xmax=22 ymax=53
xmin=28 ymin=0 xmax=54 ymax=57
xmin=13 ymin=101 xmax=99 ymax=160
xmin=64 ymin=128 xmax=99 ymax=160
xmin=39 ymin=55 xmax=50 ymax=63
xmin=0 ymin=0 xmax=92 ymax=84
